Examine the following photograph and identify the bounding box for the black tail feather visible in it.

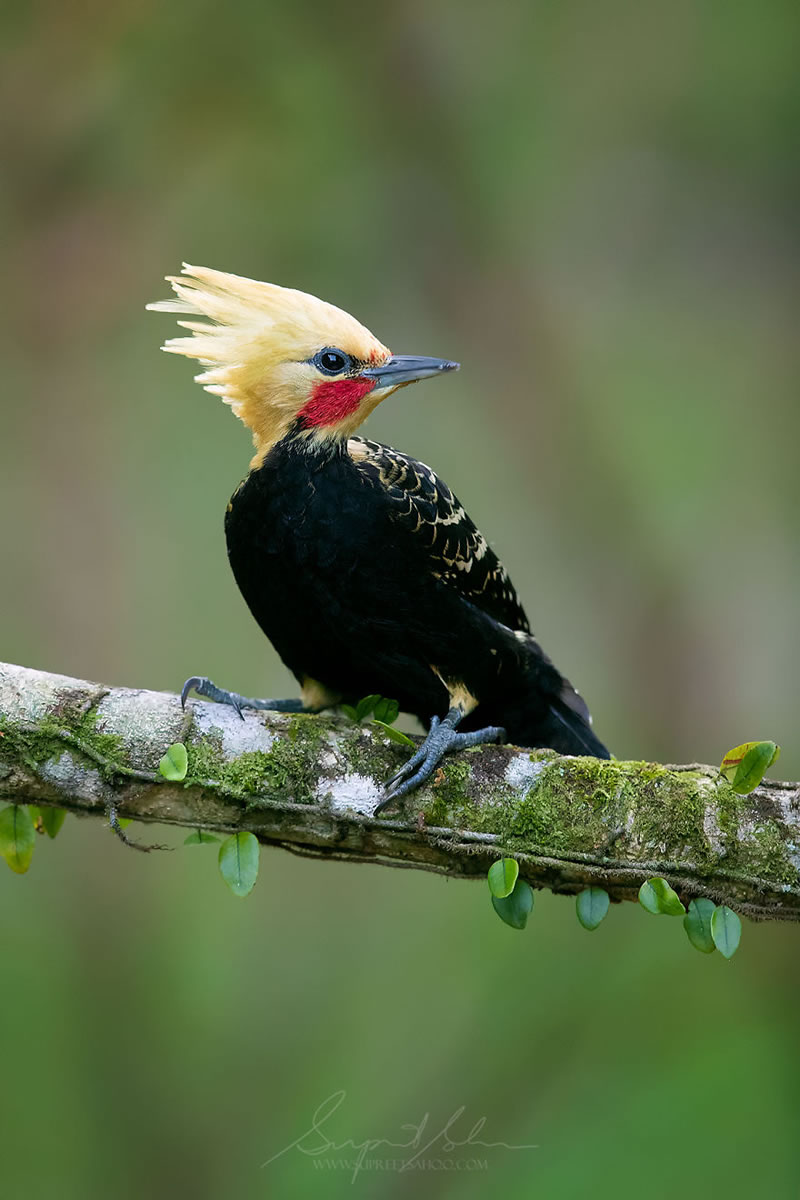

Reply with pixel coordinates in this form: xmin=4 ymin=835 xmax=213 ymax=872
xmin=546 ymin=698 xmax=611 ymax=759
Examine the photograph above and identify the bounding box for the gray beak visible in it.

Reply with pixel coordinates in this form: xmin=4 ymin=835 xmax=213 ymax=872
xmin=361 ymin=355 xmax=460 ymax=389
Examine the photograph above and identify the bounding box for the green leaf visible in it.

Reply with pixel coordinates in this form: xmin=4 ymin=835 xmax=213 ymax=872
xmin=41 ymin=808 xmax=67 ymax=839
xmin=372 ymin=720 xmax=415 ymax=747
xmin=683 ymin=898 xmax=716 ymax=953
xmin=117 ymin=817 xmax=132 ymax=829
xmin=0 ymin=805 xmax=36 ymax=874
xmin=576 ymin=887 xmax=610 ymax=930
xmin=638 ymin=877 xmax=686 ymax=916
xmin=218 ymin=832 xmax=260 ymax=897
xmin=355 ymin=694 xmax=381 ymax=722
xmin=373 ymin=697 xmax=400 ymax=725
xmin=711 ymin=905 xmax=742 ymax=958
xmin=487 ymin=857 xmax=519 ymax=899
xmin=184 ymin=830 xmax=220 ymax=845
xmin=491 ymin=878 xmax=534 ymax=929
xmin=159 ymin=742 xmax=188 ymax=781
xmin=341 ymin=705 xmax=358 ymax=722
xmin=720 ymin=741 xmax=780 ymax=794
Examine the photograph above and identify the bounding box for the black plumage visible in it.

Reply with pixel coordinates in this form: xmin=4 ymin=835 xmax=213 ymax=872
xmin=225 ymin=430 xmax=609 ymax=761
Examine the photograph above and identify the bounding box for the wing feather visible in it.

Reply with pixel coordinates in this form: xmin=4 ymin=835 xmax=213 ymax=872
xmin=347 ymin=436 xmax=531 ymax=633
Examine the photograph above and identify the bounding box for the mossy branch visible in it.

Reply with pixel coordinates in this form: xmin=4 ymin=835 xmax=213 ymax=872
xmin=1 ymin=661 xmax=797 ymax=920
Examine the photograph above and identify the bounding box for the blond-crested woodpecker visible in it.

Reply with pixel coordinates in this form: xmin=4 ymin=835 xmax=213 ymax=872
xmin=148 ymin=265 xmax=609 ymax=810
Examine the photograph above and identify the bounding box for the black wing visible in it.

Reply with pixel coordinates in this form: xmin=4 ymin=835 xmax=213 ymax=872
xmin=347 ymin=436 xmax=531 ymax=634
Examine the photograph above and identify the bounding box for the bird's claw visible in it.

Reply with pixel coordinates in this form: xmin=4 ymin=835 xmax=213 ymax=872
xmin=375 ymin=711 xmax=505 ymax=815
xmin=180 ymin=675 xmax=245 ymax=719
xmin=181 ymin=676 xmax=203 ymax=709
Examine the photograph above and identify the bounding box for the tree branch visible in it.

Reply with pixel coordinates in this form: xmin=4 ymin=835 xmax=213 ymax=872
xmin=1 ymin=661 xmax=797 ymax=920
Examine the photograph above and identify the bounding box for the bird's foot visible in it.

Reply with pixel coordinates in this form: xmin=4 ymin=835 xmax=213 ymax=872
xmin=375 ymin=707 xmax=505 ymax=814
xmin=180 ymin=676 xmax=305 ymax=720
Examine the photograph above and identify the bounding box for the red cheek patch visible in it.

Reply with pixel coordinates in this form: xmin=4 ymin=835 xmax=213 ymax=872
xmin=298 ymin=377 xmax=377 ymax=428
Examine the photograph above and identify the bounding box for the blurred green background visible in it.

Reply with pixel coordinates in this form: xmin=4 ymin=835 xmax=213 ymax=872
xmin=2 ymin=1 xmax=799 ymax=1196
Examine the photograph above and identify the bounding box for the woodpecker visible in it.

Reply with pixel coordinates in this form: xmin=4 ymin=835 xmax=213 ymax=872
xmin=148 ymin=265 xmax=609 ymax=811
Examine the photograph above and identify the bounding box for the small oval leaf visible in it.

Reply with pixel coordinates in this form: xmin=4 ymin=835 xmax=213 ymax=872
xmin=683 ymin=897 xmax=716 ymax=953
xmin=355 ymin=695 xmax=381 ymax=722
xmin=184 ymin=830 xmax=220 ymax=845
xmin=491 ymin=878 xmax=534 ymax=929
xmin=373 ymin=697 xmax=400 ymax=725
xmin=487 ymin=857 xmax=519 ymax=899
xmin=638 ymin=877 xmax=686 ymax=916
xmin=372 ymin=720 xmax=415 ymax=747
xmin=0 ymin=805 xmax=36 ymax=874
xmin=720 ymin=741 xmax=780 ymax=794
xmin=711 ymin=905 xmax=742 ymax=958
xmin=576 ymin=887 xmax=610 ymax=930
xmin=41 ymin=808 xmax=67 ymax=839
xmin=159 ymin=742 xmax=188 ymax=782
xmin=218 ymin=831 xmax=260 ymax=897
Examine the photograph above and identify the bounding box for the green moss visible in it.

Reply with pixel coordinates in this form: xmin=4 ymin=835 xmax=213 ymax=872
xmin=333 ymin=721 xmax=400 ymax=780
xmin=432 ymin=758 xmax=470 ymax=803
xmin=715 ymin=781 xmax=747 ymax=843
xmin=415 ymin=754 xmax=731 ymax=869
xmin=493 ymin=758 xmax=614 ymax=853
xmin=476 ymin=756 xmax=717 ymax=865
xmin=71 ymin=706 xmax=130 ymax=778
xmin=748 ymin=822 xmax=798 ymax=886
xmin=626 ymin=764 xmax=712 ymax=866
xmin=287 ymin=712 xmax=327 ymax=750
xmin=185 ymin=732 xmax=227 ymax=786
xmin=456 ymin=756 xmax=798 ymax=884
xmin=0 ymin=715 xmax=64 ymax=770
xmin=0 ymin=700 xmax=130 ymax=781
xmin=228 ymin=749 xmax=295 ymax=796
xmin=713 ymin=779 xmax=798 ymax=885
xmin=185 ymin=715 xmax=338 ymax=805
xmin=422 ymin=758 xmax=482 ymax=827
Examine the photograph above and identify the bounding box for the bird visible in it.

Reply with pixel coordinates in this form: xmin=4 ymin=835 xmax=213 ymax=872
xmin=148 ymin=264 xmax=610 ymax=812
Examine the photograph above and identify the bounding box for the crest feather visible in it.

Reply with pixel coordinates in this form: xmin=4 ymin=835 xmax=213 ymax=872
xmin=146 ymin=263 xmax=387 ymax=417
xmin=147 ymin=264 xmax=390 ymax=463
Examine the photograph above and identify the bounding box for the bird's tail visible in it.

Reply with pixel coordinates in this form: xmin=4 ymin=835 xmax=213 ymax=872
xmin=544 ymin=693 xmax=611 ymax=759
xmin=503 ymin=633 xmax=611 ymax=759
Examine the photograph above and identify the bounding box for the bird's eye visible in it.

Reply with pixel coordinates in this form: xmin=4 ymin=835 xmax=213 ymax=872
xmin=314 ymin=348 xmax=351 ymax=375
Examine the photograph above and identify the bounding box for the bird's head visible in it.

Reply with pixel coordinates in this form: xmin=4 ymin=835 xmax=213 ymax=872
xmin=148 ymin=264 xmax=458 ymax=465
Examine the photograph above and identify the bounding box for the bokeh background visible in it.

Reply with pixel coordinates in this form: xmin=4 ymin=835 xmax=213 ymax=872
xmin=2 ymin=1 xmax=799 ymax=1196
